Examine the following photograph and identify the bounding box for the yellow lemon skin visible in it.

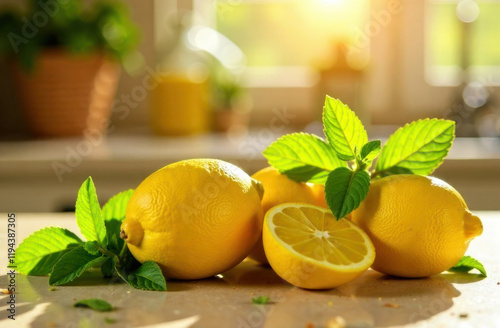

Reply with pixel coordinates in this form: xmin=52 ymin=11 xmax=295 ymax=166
xmin=311 ymin=184 xmax=328 ymax=208
xmin=121 ymin=159 xmax=264 ymax=280
xmin=263 ymin=204 xmax=375 ymax=290
xmin=350 ymin=175 xmax=483 ymax=278
xmin=248 ymin=167 xmax=323 ymax=264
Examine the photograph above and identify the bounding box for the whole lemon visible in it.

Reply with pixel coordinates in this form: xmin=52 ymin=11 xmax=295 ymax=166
xmin=350 ymin=174 xmax=483 ymax=278
xmin=248 ymin=167 xmax=324 ymax=264
xmin=121 ymin=159 xmax=264 ymax=280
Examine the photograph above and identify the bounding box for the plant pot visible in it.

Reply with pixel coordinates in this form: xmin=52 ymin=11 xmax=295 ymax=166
xmin=11 ymin=49 xmax=121 ymax=137
xmin=213 ymin=109 xmax=250 ymax=133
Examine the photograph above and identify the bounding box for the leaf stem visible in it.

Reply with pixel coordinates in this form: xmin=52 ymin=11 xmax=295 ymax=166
xmin=98 ymin=247 xmax=117 ymax=259
xmin=118 ymin=241 xmax=128 ymax=260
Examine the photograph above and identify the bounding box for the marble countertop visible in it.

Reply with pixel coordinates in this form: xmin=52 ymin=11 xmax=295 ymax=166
xmin=0 ymin=212 xmax=499 ymax=328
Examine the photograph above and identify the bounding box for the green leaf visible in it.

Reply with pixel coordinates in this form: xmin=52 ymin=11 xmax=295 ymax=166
xmin=74 ymin=299 xmax=113 ymax=312
xmin=325 ymin=167 xmax=371 ymax=220
xmin=375 ymin=119 xmax=455 ymax=176
xmin=13 ymin=227 xmax=83 ymax=275
xmin=104 ymin=219 xmax=125 ymax=254
xmin=116 ymin=261 xmax=167 ymax=291
xmin=448 ymin=255 xmax=487 ymax=277
xmin=76 ymin=177 xmax=107 ymax=246
xmin=252 ymin=296 xmax=270 ymax=305
xmin=104 ymin=317 xmax=116 ymax=324
xmin=83 ymin=241 xmax=100 ymax=255
xmin=102 ymin=189 xmax=134 ymax=222
xmin=322 ymin=96 xmax=368 ymax=161
xmin=263 ymin=132 xmax=345 ymax=183
xmin=101 ymin=257 xmax=115 ymax=278
xmin=49 ymin=246 xmax=105 ymax=286
xmin=360 ymin=140 xmax=381 ymax=162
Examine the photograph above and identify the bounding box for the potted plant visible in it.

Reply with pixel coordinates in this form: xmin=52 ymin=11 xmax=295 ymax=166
xmin=0 ymin=0 xmax=138 ymax=137
xmin=211 ymin=65 xmax=251 ymax=133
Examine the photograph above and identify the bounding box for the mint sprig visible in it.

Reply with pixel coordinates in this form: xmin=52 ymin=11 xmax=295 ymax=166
xmin=325 ymin=168 xmax=370 ymax=219
xmin=263 ymin=96 xmax=456 ymax=220
xmin=49 ymin=246 xmax=106 ymax=286
xmin=14 ymin=177 xmax=166 ymax=291
xmin=263 ymin=132 xmax=345 ymax=183
xmin=76 ymin=177 xmax=107 ymax=247
xmin=74 ymin=299 xmax=113 ymax=312
xmin=323 ymin=96 xmax=368 ymax=161
xmin=13 ymin=227 xmax=83 ymax=275
xmin=374 ymin=119 xmax=455 ymax=177
xmin=448 ymin=255 xmax=487 ymax=277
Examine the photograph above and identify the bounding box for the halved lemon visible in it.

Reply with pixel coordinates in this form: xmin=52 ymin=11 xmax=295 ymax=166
xmin=263 ymin=203 xmax=375 ymax=289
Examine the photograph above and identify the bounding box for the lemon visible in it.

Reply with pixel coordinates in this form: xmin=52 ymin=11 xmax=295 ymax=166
xmin=248 ymin=167 xmax=324 ymax=264
xmin=311 ymin=184 xmax=328 ymax=208
xmin=263 ymin=203 xmax=375 ymax=289
xmin=121 ymin=159 xmax=264 ymax=280
xmin=350 ymin=174 xmax=483 ymax=278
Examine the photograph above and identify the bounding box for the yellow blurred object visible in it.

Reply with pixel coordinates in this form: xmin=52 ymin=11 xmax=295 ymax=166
xmin=248 ymin=167 xmax=327 ymax=264
xmin=263 ymin=203 xmax=375 ymax=290
xmin=121 ymin=159 xmax=264 ymax=280
xmin=350 ymin=175 xmax=483 ymax=278
xmin=150 ymin=74 xmax=210 ymax=135
xmin=312 ymin=184 xmax=328 ymax=208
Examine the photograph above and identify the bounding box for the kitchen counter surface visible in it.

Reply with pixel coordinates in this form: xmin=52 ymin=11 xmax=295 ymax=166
xmin=0 ymin=212 xmax=499 ymax=328
xmin=1 ymin=134 xmax=500 ymax=212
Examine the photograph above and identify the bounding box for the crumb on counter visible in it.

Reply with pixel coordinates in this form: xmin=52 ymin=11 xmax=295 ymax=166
xmin=384 ymin=302 xmax=400 ymax=309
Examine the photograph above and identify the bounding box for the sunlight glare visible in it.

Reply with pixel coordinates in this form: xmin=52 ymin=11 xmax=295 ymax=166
xmin=319 ymin=0 xmax=343 ymax=6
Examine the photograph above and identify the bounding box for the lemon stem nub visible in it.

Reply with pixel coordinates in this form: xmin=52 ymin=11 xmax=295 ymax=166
xmin=251 ymin=178 xmax=265 ymax=200
xmin=120 ymin=219 xmax=144 ymax=246
xmin=120 ymin=229 xmax=128 ymax=241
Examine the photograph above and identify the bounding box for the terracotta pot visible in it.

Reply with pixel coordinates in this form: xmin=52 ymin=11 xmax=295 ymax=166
xmin=213 ymin=109 xmax=250 ymax=133
xmin=11 ymin=49 xmax=120 ymax=137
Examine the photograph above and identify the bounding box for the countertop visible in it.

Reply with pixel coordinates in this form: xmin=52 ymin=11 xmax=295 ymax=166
xmin=0 ymin=212 xmax=499 ymax=328
xmin=2 ymin=133 xmax=500 ymax=212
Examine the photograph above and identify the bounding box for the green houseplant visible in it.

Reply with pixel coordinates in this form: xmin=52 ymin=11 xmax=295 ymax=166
xmin=211 ymin=65 xmax=251 ymax=133
xmin=0 ymin=0 xmax=138 ymax=137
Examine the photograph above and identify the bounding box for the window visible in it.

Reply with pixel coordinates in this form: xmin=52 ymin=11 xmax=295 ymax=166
xmin=426 ymin=0 xmax=500 ymax=86
xmin=215 ymin=0 xmax=370 ymax=68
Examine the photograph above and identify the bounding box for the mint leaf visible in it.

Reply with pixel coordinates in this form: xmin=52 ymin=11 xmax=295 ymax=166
xmin=323 ymin=96 xmax=368 ymax=161
xmin=104 ymin=219 xmax=125 ymax=254
xmin=102 ymin=189 xmax=134 ymax=222
xmin=375 ymin=119 xmax=455 ymax=176
xmin=325 ymin=167 xmax=370 ymax=219
xmin=74 ymin=299 xmax=113 ymax=312
xmin=76 ymin=177 xmax=107 ymax=246
xmin=49 ymin=246 xmax=105 ymax=286
xmin=101 ymin=257 xmax=115 ymax=278
xmin=116 ymin=261 xmax=167 ymax=291
xmin=83 ymin=241 xmax=100 ymax=255
xmin=13 ymin=227 xmax=83 ymax=275
xmin=263 ymin=132 xmax=345 ymax=183
xmin=448 ymin=255 xmax=487 ymax=277
xmin=252 ymin=296 xmax=270 ymax=305
xmin=360 ymin=140 xmax=381 ymax=162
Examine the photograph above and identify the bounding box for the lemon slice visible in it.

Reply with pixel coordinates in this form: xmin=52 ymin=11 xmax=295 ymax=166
xmin=263 ymin=203 xmax=375 ymax=289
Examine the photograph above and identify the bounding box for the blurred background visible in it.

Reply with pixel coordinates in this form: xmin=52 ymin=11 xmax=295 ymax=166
xmin=0 ymin=0 xmax=499 ymax=212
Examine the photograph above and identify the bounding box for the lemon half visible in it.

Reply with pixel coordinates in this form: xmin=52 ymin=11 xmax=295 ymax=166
xmin=263 ymin=203 xmax=375 ymax=289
